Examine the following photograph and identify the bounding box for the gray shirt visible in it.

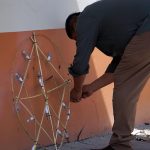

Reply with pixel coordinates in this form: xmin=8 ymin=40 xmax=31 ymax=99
xmin=69 ymin=0 xmax=150 ymax=77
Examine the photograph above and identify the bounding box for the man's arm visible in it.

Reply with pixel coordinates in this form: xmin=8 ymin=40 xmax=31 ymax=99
xmin=91 ymin=73 xmax=114 ymax=91
xmin=73 ymin=75 xmax=86 ymax=92
xmin=82 ymin=73 xmax=114 ymax=98
xmin=82 ymin=56 xmax=122 ymax=98
xmin=70 ymin=75 xmax=86 ymax=102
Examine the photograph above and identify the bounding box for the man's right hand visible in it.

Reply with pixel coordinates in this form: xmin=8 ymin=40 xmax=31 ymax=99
xmin=82 ymin=84 xmax=94 ymax=98
xmin=82 ymin=73 xmax=114 ymax=99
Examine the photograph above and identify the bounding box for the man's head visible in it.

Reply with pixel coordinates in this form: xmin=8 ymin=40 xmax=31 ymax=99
xmin=65 ymin=12 xmax=81 ymax=40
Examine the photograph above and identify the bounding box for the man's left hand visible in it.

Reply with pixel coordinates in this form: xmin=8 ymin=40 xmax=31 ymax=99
xmin=70 ymin=88 xmax=82 ymax=103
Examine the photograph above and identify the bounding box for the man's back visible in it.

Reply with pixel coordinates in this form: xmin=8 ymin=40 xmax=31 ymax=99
xmin=78 ymin=0 xmax=150 ymax=56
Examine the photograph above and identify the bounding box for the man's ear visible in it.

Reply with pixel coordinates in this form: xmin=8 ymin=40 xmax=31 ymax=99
xmin=71 ymin=32 xmax=77 ymax=41
xmin=71 ymin=18 xmax=77 ymax=40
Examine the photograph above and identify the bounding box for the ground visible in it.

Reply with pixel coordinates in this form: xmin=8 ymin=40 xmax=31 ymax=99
xmin=41 ymin=124 xmax=150 ymax=150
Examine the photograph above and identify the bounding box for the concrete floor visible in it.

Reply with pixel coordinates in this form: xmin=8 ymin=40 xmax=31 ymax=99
xmin=59 ymin=134 xmax=150 ymax=150
xmin=41 ymin=124 xmax=150 ymax=150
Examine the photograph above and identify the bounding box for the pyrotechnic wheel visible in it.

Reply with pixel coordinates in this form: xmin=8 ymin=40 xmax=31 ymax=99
xmin=11 ymin=33 xmax=71 ymax=150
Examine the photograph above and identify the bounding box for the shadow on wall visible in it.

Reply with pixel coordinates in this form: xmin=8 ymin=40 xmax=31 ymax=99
xmin=136 ymin=79 xmax=150 ymax=124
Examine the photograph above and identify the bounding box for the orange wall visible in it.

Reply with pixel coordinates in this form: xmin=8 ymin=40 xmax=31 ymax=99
xmin=0 ymin=29 xmax=150 ymax=150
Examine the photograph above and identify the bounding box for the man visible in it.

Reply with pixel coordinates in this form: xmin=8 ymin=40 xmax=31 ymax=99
xmin=65 ymin=0 xmax=150 ymax=149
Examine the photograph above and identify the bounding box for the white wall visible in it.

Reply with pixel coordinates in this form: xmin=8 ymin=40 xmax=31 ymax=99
xmin=0 ymin=0 xmax=79 ymax=32
xmin=0 ymin=0 xmax=98 ymax=32
xmin=77 ymin=0 xmax=98 ymax=11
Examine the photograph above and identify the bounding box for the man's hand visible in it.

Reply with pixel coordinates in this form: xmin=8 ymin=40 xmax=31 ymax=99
xmin=70 ymin=75 xmax=86 ymax=103
xmin=82 ymin=84 xmax=94 ymax=98
xmin=82 ymin=73 xmax=114 ymax=99
xmin=70 ymin=88 xmax=82 ymax=103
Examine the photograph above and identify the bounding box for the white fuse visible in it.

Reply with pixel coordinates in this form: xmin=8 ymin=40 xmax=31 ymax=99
xmin=22 ymin=50 xmax=30 ymax=60
xmin=31 ymin=144 xmax=36 ymax=150
xmin=15 ymin=73 xmax=23 ymax=83
xmin=47 ymin=52 xmax=51 ymax=62
xmin=44 ymin=104 xmax=51 ymax=117
xmin=64 ymin=130 xmax=69 ymax=139
xmin=56 ymin=129 xmax=62 ymax=136
xmin=38 ymin=77 xmax=44 ymax=87
xmin=27 ymin=116 xmax=34 ymax=123
xmin=15 ymin=101 xmax=20 ymax=112
xmin=67 ymin=109 xmax=71 ymax=120
xmin=62 ymin=102 xmax=67 ymax=109
xmin=38 ymin=72 xmax=44 ymax=87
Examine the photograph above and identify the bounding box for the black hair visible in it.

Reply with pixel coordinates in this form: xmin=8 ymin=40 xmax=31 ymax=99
xmin=65 ymin=12 xmax=81 ymax=39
